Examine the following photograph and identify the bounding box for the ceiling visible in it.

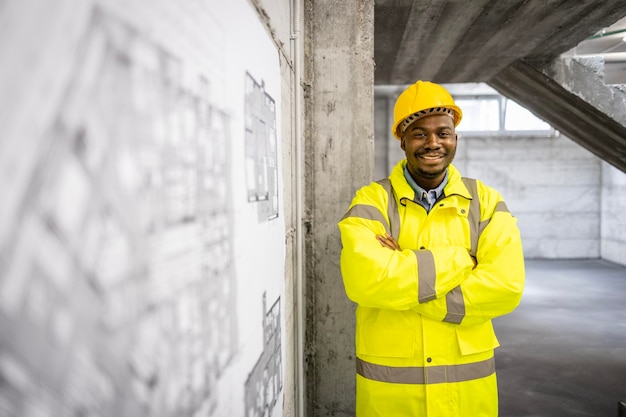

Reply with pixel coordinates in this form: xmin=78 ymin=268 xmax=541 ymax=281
xmin=374 ymin=0 xmax=626 ymax=85
xmin=373 ymin=0 xmax=626 ymax=172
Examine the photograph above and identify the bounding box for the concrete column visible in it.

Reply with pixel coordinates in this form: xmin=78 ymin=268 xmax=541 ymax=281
xmin=304 ymin=1 xmax=374 ymax=415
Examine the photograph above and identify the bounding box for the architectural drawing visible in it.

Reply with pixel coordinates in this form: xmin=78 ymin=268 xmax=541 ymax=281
xmin=0 ymin=7 xmax=237 ymax=416
xmin=244 ymin=293 xmax=283 ymax=417
xmin=244 ymin=72 xmax=279 ymax=221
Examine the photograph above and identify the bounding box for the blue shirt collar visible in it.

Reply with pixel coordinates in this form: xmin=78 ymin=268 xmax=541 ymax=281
xmin=403 ymin=164 xmax=448 ymax=211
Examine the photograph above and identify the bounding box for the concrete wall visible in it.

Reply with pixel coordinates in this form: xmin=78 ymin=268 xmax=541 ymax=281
xmin=456 ymin=135 xmax=602 ymax=259
xmin=304 ymin=1 xmax=375 ymax=416
xmin=0 ymin=0 xmax=301 ymax=416
xmin=374 ymin=94 xmax=626 ymax=263
xmin=601 ymin=163 xmax=626 ymax=264
xmin=544 ymin=57 xmax=626 ymax=265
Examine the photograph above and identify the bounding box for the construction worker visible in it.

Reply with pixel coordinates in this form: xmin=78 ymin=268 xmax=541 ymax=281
xmin=338 ymin=81 xmax=525 ymax=416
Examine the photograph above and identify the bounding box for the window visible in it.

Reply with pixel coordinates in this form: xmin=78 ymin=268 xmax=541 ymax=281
xmin=444 ymin=83 xmax=556 ymax=137
xmin=504 ymin=99 xmax=552 ymax=131
xmin=455 ymin=98 xmax=500 ymax=131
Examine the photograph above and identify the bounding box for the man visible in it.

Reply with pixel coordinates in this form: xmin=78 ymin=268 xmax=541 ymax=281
xmin=338 ymin=80 xmax=525 ymax=416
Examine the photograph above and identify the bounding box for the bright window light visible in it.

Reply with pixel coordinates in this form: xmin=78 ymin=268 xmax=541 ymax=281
xmin=504 ymin=99 xmax=551 ymax=131
xmin=455 ymin=98 xmax=500 ymax=131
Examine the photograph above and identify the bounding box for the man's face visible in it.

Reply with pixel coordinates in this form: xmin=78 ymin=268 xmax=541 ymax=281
xmin=400 ymin=113 xmax=457 ymax=188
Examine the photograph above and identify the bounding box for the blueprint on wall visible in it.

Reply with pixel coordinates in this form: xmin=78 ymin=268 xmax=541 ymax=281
xmin=244 ymin=293 xmax=283 ymax=417
xmin=0 ymin=5 xmax=252 ymax=417
xmin=245 ymin=72 xmax=279 ymax=221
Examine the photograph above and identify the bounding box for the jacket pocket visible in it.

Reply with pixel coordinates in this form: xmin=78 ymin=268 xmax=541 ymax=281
xmin=357 ymin=325 xmax=416 ymax=358
xmin=455 ymin=320 xmax=500 ymax=356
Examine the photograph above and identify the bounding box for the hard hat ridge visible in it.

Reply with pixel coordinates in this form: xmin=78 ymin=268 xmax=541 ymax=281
xmin=400 ymin=107 xmax=456 ymax=134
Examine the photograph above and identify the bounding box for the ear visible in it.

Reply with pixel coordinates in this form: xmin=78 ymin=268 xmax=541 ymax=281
xmin=400 ymin=137 xmax=406 ymax=151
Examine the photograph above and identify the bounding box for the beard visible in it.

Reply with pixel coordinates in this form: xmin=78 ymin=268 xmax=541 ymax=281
xmin=415 ymin=165 xmax=447 ymax=179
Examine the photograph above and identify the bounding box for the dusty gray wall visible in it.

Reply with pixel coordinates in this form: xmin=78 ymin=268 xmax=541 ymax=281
xmin=0 ymin=0 xmax=300 ymax=415
xmin=304 ymin=0 xmax=375 ymax=416
xmin=544 ymin=57 xmax=626 ymax=265
xmin=601 ymin=163 xmax=626 ymax=264
xmin=456 ymin=135 xmax=603 ymax=259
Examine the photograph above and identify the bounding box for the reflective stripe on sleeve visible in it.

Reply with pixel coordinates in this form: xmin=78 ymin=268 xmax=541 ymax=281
xmin=341 ymin=204 xmax=391 ymax=236
xmin=356 ymin=356 xmax=495 ymax=385
xmin=443 ymin=285 xmax=465 ymax=324
xmin=478 ymin=200 xmax=510 ymax=236
xmin=461 ymin=177 xmax=480 ymax=257
xmin=414 ymin=250 xmax=436 ymax=303
xmin=387 ymin=191 xmax=400 ymax=240
xmin=495 ymin=201 xmax=509 ymax=213
xmin=376 ymin=178 xmax=400 ymax=240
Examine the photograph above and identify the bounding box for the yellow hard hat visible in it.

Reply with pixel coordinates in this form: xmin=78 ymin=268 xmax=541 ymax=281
xmin=392 ymin=80 xmax=463 ymax=139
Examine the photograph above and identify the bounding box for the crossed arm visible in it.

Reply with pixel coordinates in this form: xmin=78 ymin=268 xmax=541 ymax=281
xmin=377 ymin=233 xmax=477 ymax=269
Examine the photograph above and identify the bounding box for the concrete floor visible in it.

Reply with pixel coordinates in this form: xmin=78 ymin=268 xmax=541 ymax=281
xmin=495 ymin=258 xmax=626 ymax=417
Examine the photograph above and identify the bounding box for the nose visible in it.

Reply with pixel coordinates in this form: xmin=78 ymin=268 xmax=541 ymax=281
xmin=424 ymin=133 xmax=441 ymax=149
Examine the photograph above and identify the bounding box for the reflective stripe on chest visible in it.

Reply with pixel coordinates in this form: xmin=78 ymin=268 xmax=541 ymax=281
xmin=377 ymin=176 xmax=482 ymax=256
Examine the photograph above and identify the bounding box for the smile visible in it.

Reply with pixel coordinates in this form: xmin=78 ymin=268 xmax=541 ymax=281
xmin=418 ymin=154 xmax=445 ymax=160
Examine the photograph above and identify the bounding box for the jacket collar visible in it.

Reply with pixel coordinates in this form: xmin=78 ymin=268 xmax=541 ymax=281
xmin=389 ymin=160 xmax=473 ymax=202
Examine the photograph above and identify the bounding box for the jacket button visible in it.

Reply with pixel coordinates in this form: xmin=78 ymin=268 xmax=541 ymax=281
xmin=426 ymin=357 xmax=432 ymax=363
xmin=461 ymin=209 xmax=466 ymax=214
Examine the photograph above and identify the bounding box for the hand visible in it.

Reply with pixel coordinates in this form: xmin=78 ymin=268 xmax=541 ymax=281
xmin=376 ymin=233 xmax=401 ymax=251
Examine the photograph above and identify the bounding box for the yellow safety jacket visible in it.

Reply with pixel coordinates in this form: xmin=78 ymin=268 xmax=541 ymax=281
xmin=338 ymin=160 xmax=525 ymax=417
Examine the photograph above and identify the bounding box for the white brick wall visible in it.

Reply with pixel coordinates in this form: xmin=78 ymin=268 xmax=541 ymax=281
xmin=601 ymin=163 xmax=626 ymax=265
xmin=458 ymin=134 xmax=603 ymax=259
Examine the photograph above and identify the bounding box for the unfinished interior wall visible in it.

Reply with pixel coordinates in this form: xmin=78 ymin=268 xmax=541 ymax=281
xmin=544 ymin=57 xmax=626 ymax=265
xmin=0 ymin=0 xmax=299 ymax=415
xmin=456 ymin=135 xmax=602 ymax=259
xmin=601 ymin=163 xmax=626 ymax=264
